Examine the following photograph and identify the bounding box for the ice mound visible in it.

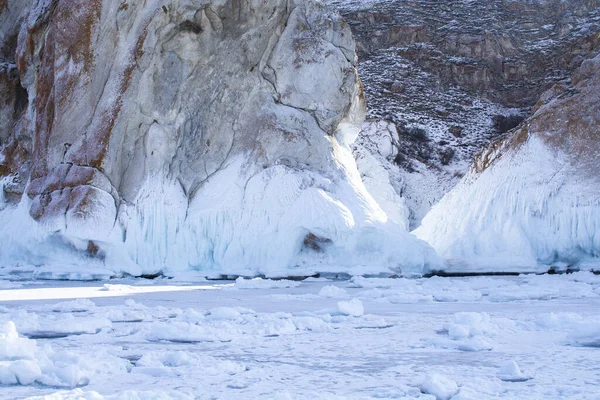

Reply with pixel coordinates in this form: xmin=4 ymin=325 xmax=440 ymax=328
xmin=0 ymin=321 xmax=119 ymax=388
xmin=445 ymin=312 xmax=498 ymax=340
xmin=534 ymin=313 xmax=584 ymax=331
xmin=318 ymin=285 xmax=348 ymax=298
xmin=422 ymin=312 xmax=498 ymax=352
xmin=141 ymin=307 xmax=337 ymax=343
xmin=50 ymin=299 xmax=97 ymax=313
xmin=144 ymin=321 xmax=235 ymax=343
xmin=0 ymin=321 xmax=36 ymax=360
xmin=497 ymin=360 xmax=532 ymax=382
xmin=566 ymin=323 xmax=600 ymax=347
xmin=337 ymin=299 xmax=365 ymax=317
xmin=132 ymin=350 xmax=246 ymax=378
xmin=420 ymin=373 xmax=459 ymax=400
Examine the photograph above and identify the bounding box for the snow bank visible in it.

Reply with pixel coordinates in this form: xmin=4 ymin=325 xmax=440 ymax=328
xmin=416 ymin=136 xmax=600 ymax=273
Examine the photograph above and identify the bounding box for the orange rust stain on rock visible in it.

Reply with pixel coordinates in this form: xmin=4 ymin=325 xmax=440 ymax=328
xmin=73 ymin=22 xmax=151 ymax=170
xmin=55 ymin=0 xmax=102 ymax=107
xmin=31 ymin=27 xmax=56 ymax=181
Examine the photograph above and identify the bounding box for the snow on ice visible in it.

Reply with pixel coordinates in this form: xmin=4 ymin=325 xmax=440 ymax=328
xmin=0 ymin=273 xmax=597 ymax=398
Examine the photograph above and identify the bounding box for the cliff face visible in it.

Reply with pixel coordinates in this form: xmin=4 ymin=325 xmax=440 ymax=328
xmin=415 ymin=54 xmax=600 ymax=272
xmin=333 ymin=0 xmax=600 ymax=107
xmin=0 ymin=0 xmax=439 ymax=277
xmin=326 ymin=0 xmax=600 ymax=227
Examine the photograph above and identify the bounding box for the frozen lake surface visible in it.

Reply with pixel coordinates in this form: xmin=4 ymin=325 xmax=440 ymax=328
xmin=0 ymin=273 xmax=599 ymax=399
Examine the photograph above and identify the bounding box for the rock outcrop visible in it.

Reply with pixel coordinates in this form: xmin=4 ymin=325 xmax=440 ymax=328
xmin=415 ymin=54 xmax=600 ymax=272
xmin=0 ymin=0 xmax=440 ymax=277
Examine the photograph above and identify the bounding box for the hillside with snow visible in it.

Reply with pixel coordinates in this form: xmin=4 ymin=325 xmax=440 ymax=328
xmin=416 ymin=54 xmax=600 ymax=273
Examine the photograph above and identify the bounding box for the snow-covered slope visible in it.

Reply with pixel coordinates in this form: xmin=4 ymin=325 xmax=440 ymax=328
xmin=415 ymin=55 xmax=600 ymax=273
xmin=0 ymin=0 xmax=440 ymax=278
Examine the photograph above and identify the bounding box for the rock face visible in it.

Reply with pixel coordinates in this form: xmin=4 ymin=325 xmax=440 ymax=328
xmin=0 ymin=0 xmax=32 ymax=203
xmin=337 ymin=0 xmax=600 ymax=107
xmin=0 ymin=0 xmax=439 ymax=277
xmin=325 ymin=0 xmax=600 ymax=227
xmin=415 ymin=54 xmax=600 ymax=272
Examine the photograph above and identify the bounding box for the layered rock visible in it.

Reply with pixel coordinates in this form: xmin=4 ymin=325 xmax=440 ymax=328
xmin=337 ymin=0 xmax=600 ymax=107
xmin=0 ymin=0 xmax=440 ymax=277
xmin=415 ymin=54 xmax=600 ymax=272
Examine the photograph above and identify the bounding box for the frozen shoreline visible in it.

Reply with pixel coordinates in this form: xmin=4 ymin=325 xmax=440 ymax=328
xmin=1 ymin=273 xmax=599 ymax=399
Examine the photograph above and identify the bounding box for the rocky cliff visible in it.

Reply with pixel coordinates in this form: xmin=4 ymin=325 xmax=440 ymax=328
xmin=326 ymin=0 xmax=600 ymax=226
xmin=0 ymin=0 xmax=439 ymax=278
xmin=415 ymin=53 xmax=600 ymax=273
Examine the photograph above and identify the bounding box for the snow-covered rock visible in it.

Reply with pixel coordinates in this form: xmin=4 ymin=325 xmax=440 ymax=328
xmin=416 ymin=54 xmax=600 ymax=273
xmin=0 ymin=0 xmax=440 ymax=277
